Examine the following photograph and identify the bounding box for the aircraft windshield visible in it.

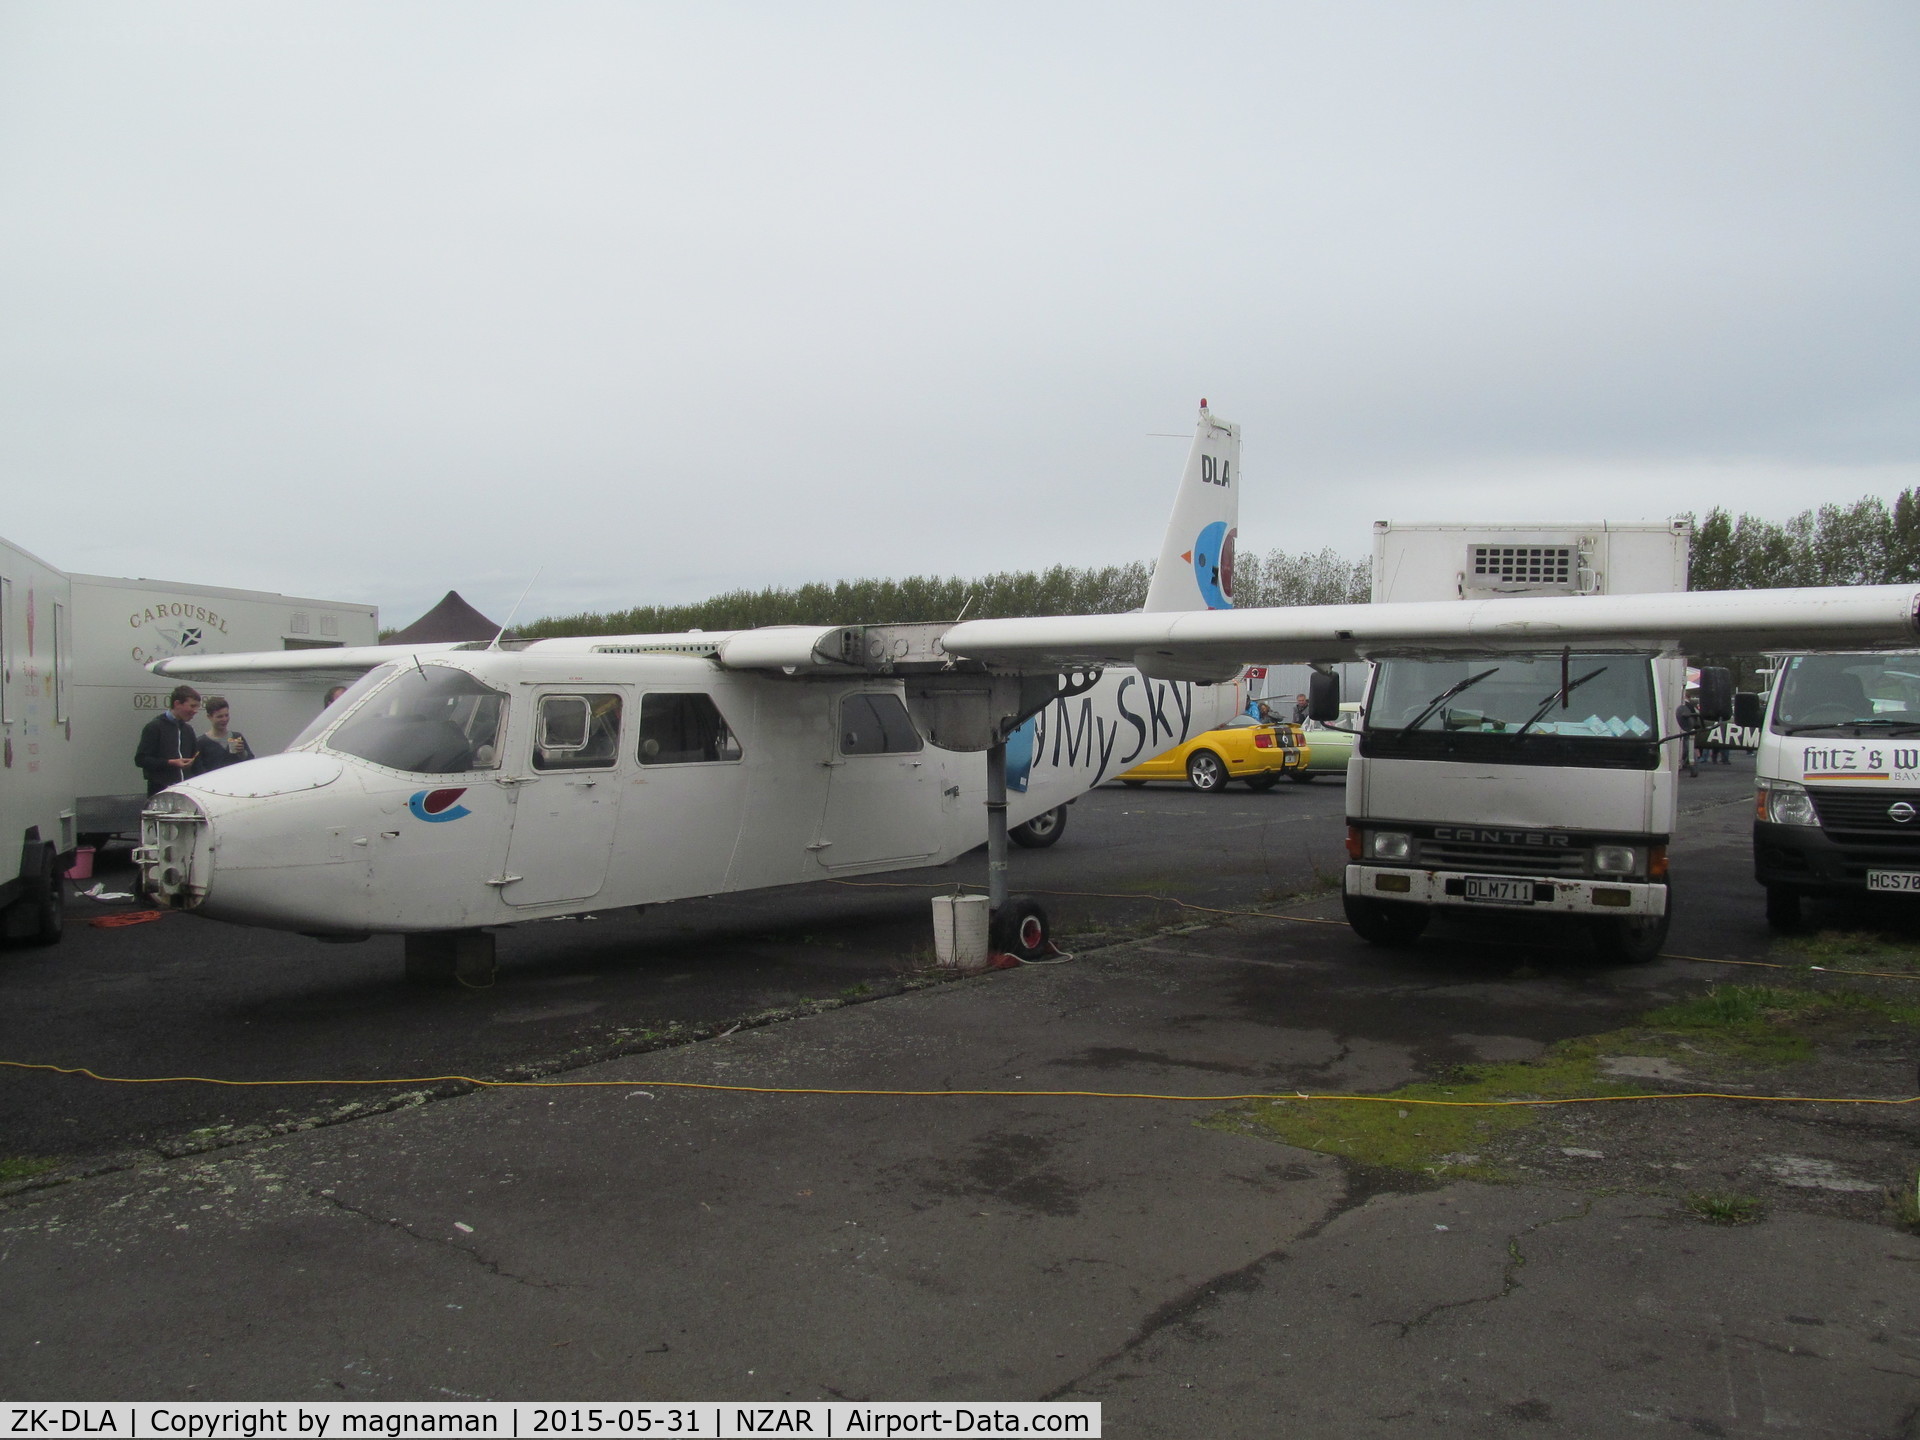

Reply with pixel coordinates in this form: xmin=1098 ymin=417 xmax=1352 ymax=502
xmin=285 ymin=664 xmax=399 ymax=752
xmin=1364 ymin=654 xmax=1659 ymax=770
xmin=324 ymin=665 xmax=508 ymax=774
xmin=1772 ymin=654 xmax=1920 ymax=735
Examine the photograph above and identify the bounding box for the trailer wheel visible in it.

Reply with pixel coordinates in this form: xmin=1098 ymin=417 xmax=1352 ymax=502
xmin=1009 ymin=806 xmax=1067 ymax=849
xmin=991 ymin=896 xmax=1051 ymax=960
xmin=1341 ymin=893 xmax=1429 ymax=946
xmin=1243 ymin=773 xmax=1280 ymax=792
xmin=1186 ymin=751 xmax=1228 ymax=792
xmin=1589 ymin=908 xmax=1670 ymax=964
xmin=28 ymin=870 xmax=65 ymax=946
xmin=1763 ymin=885 xmax=1803 ymax=932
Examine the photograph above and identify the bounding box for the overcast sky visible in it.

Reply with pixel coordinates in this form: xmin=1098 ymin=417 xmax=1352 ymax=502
xmin=3 ymin=2 xmax=1916 ymax=628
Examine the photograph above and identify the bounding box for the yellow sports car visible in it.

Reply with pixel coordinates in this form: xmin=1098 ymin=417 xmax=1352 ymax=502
xmin=1117 ymin=714 xmax=1302 ymax=792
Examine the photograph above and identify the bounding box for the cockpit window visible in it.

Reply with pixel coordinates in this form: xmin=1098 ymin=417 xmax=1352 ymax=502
xmin=286 ymin=664 xmax=399 ymax=752
xmin=325 ymin=665 xmax=508 ymax=774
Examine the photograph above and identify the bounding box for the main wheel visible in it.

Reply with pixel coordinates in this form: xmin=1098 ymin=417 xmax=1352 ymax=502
xmin=1764 ymin=885 xmax=1803 ymax=932
xmin=1186 ymin=750 xmax=1228 ymax=792
xmin=1243 ymin=773 xmax=1280 ymax=792
xmin=1342 ymin=892 xmax=1429 ymax=946
xmin=1010 ymin=805 xmax=1068 ymax=849
xmin=1589 ymin=906 xmax=1671 ymax=964
xmin=991 ymin=896 xmax=1051 ymax=960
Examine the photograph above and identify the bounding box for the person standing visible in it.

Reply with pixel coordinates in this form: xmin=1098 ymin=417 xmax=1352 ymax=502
xmin=1675 ymin=692 xmax=1702 ymax=778
xmin=196 ymin=696 xmax=256 ymax=773
xmin=1291 ymin=692 xmax=1309 ymax=723
xmin=135 ymin=685 xmax=203 ymax=794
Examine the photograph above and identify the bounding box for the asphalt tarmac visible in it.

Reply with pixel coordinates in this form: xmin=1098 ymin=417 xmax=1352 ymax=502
xmin=6 ymin=757 xmax=1916 ymax=1433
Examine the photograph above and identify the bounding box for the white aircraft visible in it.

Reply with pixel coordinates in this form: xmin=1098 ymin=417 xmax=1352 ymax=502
xmin=137 ymin=406 xmax=1253 ymax=977
xmin=140 ymin=403 xmax=1920 ymax=980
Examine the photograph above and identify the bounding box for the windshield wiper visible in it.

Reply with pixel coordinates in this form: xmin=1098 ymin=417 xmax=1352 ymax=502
xmin=1510 ymin=667 xmax=1611 ymax=740
xmin=1397 ymin=668 xmax=1501 ymax=734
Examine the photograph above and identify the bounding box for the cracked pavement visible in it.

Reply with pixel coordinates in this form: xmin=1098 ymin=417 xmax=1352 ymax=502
xmin=3 ymin=765 xmax=1918 ymax=1433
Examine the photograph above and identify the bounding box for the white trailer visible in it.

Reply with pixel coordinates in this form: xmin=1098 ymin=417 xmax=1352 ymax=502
xmin=1 ymin=534 xmax=378 ymax=947
xmin=0 ymin=537 xmax=75 ymax=944
xmin=1342 ymin=521 xmax=1695 ymax=961
xmin=66 ymin=572 xmax=379 ymax=838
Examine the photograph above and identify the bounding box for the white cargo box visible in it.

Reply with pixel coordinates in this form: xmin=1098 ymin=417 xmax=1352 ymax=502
xmin=1371 ymin=520 xmax=1691 ymax=605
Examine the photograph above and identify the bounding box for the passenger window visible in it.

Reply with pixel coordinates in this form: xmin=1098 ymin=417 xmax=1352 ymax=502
xmin=534 ymin=693 xmax=622 ymax=771
xmin=840 ymin=693 xmax=923 ymax=755
xmin=639 ymin=692 xmax=743 ymax=765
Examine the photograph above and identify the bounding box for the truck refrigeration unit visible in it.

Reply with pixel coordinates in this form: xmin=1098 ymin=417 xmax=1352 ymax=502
xmin=1342 ymin=520 xmax=1712 ymax=962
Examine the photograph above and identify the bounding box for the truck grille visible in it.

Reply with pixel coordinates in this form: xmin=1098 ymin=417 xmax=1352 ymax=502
xmin=1809 ymin=787 xmax=1920 ymax=876
xmin=1416 ymin=837 xmax=1589 ymax=876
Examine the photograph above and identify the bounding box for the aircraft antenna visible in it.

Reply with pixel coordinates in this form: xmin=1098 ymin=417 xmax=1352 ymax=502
xmin=955 ymin=592 xmax=975 ymax=623
xmin=490 ymin=569 xmax=544 ymax=650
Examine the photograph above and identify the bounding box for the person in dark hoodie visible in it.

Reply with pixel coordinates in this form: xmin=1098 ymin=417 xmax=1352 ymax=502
xmin=195 ymin=695 xmax=256 ymax=773
xmin=135 ymin=684 xmax=203 ymax=794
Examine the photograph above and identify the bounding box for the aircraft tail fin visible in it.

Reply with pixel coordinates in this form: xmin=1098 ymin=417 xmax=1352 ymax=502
xmin=1143 ymin=400 xmax=1241 ymax=613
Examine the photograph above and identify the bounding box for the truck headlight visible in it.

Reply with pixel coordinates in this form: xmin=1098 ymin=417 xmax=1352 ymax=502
xmin=1369 ymin=830 xmax=1412 ymax=861
xmin=1758 ymin=780 xmax=1817 ymax=827
xmin=1591 ymin=844 xmax=1638 ymax=876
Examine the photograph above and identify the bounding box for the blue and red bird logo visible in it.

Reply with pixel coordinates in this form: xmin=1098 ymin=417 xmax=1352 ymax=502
xmin=408 ymin=788 xmax=471 ymax=823
xmin=1187 ymin=522 xmax=1236 ymax=609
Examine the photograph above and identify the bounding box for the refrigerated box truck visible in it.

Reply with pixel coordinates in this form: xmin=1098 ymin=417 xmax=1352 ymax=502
xmin=1342 ymin=521 xmax=1698 ymax=962
xmin=0 ymin=537 xmax=76 ymax=943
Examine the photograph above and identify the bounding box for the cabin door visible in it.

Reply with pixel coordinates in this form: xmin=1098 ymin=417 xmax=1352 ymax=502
xmin=503 ymin=691 xmax=624 ymax=906
xmin=816 ymin=691 xmax=941 ymax=869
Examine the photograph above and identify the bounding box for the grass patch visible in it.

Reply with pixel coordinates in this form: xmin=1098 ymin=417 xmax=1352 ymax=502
xmin=1892 ymin=1170 xmax=1920 ymax=1235
xmin=0 ymin=1156 xmax=61 ymax=1182
xmin=1222 ymin=1039 xmax=1639 ymax=1182
xmin=1221 ymin=981 xmax=1919 ymax=1181
xmin=1685 ymin=1192 xmax=1767 ymax=1226
xmin=1777 ymin=929 xmax=1920 ymax=975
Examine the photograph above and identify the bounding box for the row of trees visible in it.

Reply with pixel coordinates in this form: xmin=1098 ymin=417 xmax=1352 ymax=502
xmin=1687 ymin=490 xmax=1920 ymax=590
xmin=517 ymin=491 xmax=1917 ymax=641
xmin=519 ymin=545 xmax=1371 ymax=639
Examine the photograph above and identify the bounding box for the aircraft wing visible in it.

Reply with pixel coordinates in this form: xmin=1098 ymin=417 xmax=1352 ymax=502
xmin=148 ymin=642 xmax=470 ymax=682
xmin=942 ymin=585 xmax=1920 ymax=681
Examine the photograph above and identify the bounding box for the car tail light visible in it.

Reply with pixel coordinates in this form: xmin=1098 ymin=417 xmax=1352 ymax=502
xmin=1255 ymin=733 xmax=1274 ymax=749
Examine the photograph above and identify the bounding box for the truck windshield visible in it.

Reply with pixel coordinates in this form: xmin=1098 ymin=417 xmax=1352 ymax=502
xmin=1771 ymin=654 xmax=1920 ymax=735
xmin=324 ymin=665 xmax=508 ymax=774
xmin=1365 ymin=654 xmax=1660 ymax=770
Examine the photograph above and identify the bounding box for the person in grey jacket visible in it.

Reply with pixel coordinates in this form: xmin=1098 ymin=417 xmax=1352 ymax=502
xmin=135 ymin=685 xmax=202 ymax=794
xmin=195 ymin=696 xmax=255 ymax=773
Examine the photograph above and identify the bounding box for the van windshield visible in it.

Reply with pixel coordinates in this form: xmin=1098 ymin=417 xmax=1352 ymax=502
xmin=1364 ymin=654 xmax=1659 ymax=770
xmin=325 ymin=665 xmax=508 ymax=774
xmin=1772 ymin=654 xmax=1920 ymax=735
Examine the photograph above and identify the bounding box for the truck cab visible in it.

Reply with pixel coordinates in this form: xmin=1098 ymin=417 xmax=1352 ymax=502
xmin=1752 ymin=651 xmax=1920 ymax=929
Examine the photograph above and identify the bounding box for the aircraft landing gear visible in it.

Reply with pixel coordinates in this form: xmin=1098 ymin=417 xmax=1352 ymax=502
xmin=404 ymin=929 xmax=497 ymax=986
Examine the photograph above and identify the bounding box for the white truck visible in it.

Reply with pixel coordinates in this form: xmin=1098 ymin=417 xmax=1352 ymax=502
xmin=1 ymin=534 xmax=378 ymax=945
xmin=1749 ymin=652 xmax=1920 ymax=930
xmin=1340 ymin=521 xmax=1711 ymax=962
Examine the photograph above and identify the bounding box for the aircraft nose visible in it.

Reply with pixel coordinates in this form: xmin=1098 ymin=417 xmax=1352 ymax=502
xmin=136 ymin=789 xmax=211 ymax=908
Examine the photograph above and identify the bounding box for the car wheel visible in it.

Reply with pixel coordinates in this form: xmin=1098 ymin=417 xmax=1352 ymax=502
xmin=1287 ymin=771 xmax=1315 ymax=783
xmin=991 ymin=895 xmax=1051 ymax=960
xmin=1120 ymin=779 xmax=1148 ymax=788
xmin=1186 ymin=751 xmax=1228 ymax=792
xmin=1010 ymin=805 xmax=1068 ymax=848
xmin=1589 ymin=906 xmax=1671 ymax=964
xmin=1243 ymin=773 xmax=1280 ymax=792
xmin=1764 ymin=885 xmax=1803 ymax=932
xmin=1342 ymin=892 xmax=1429 ymax=946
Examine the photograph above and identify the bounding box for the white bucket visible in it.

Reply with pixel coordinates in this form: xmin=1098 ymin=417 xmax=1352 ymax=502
xmin=931 ymin=893 xmax=992 ymax=973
